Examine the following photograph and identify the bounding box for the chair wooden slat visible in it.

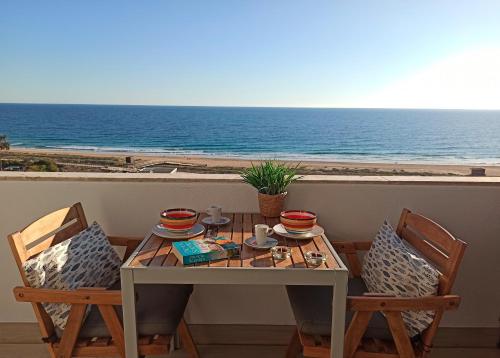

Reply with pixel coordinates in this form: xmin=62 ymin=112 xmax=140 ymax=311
xmin=21 ymin=204 xmax=88 ymax=260
xmin=299 ymin=330 xmax=330 ymax=358
xmin=404 ymin=213 xmax=454 ymax=253
xmin=26 ymin=220 xmax=85 ymax=259
xmin=359 ymin=339 xmax=399 ymax=356
xmin=21 ymin=206 xmax=80 ymax=244
xmin=138 ymin=336 xmax=152 ymax=345
xmin=152 ymin=335 xmax=169 ymax=345
xmin=401 ymin=226 xmax=449 ymax=272
xmin=75 ymin=338 xmax=90 ymax=347
xmin=90 ymin=337 xmax=111 ymax=347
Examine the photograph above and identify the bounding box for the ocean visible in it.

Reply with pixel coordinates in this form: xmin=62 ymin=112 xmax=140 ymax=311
xmin=1 ymin=103 xmax=500 ymax=164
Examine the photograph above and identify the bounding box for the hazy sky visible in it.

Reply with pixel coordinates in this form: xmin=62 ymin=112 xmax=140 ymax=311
xmin=1 ymin=0 xmax=499 ymax=109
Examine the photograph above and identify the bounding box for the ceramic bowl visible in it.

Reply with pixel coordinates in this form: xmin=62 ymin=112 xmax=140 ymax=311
xmin=160 ymin=208 xmax=197 ymax=232
xmin=280 ymin=210 xmax=317 ymax=233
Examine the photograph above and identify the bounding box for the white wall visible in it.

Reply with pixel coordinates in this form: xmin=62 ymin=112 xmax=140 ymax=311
xmin=0 ymin=173 xmax=498 ymax=328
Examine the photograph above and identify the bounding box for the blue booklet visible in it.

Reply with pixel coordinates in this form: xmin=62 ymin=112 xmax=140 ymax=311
xmin=172 ymin=237 xmax=240 ymax=265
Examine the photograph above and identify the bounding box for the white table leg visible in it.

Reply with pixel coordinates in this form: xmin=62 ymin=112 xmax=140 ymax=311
xmin=331 ymin=271 xmax=348 ymax=358
xmin=121 ymin=267 xmax=138 ymax=358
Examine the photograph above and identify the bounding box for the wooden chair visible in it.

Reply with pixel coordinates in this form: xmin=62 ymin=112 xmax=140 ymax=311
xmin=286 ymin=208 xmax=467 ymax=358
xmin=8 ymin=202 xmax=199 ymax=358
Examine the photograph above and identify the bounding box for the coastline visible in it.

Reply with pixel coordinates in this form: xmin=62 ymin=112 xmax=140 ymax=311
xmin=2 ymin=147 xmax=499 ymax=176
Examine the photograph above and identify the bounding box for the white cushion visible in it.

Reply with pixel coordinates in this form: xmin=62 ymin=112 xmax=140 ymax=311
xmin=23 ymin=222 xmax=121 ymax=330
xmin=361 ymin=220 xmax=439 ymax=337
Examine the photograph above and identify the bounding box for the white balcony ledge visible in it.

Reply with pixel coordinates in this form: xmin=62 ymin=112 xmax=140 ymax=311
xmin=1 ymin=171 xmax=500 ymax=185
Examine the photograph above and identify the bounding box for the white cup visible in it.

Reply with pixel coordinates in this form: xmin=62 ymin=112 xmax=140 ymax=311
xmin=255 ymin=224 xmax=274 ymax=246
xmin=206 ymin=205 xmax=222 ymax=223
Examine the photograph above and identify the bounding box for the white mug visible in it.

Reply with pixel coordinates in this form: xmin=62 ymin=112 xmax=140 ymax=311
xmin=255 ymin=224 xmax=274 ymax=245
xmin=206 ymin=205 xmax=222 ymax=223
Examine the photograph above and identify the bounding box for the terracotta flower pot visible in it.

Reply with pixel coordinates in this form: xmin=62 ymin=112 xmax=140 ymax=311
xmin=258 ymin=192 xmax=287 ymax=217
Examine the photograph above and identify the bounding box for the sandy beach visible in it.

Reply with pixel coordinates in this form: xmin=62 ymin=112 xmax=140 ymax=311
xmin=1 ymin=147 xmax=498 ymax=176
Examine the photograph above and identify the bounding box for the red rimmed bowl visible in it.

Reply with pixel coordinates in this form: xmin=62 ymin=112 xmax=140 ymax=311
xmin=280 ymin=210 xmax=317 ymax=234
xmin=160 ymin=208 xmax=197 ymax=233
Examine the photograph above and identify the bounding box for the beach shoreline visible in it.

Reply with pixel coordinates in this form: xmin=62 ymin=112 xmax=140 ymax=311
xmin=9 ymin=145 xmax=500 ymax=165
xmin=2 ymin=147 xmax=499 ymax=176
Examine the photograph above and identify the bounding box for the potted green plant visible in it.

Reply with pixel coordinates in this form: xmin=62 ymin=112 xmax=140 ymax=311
xmin=241 ymin=160 xmax=302 ymax=217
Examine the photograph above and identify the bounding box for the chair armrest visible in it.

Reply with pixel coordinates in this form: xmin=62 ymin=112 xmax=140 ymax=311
xmin=13 ymin=286 xmax=122 ymax=305
xmin=331 ymin=241 xmax=373 ymax=253
xmin=107 ymin=236 xmax=143 ymax=247
xmin=347 ymin=295 xmax=460 ymax=312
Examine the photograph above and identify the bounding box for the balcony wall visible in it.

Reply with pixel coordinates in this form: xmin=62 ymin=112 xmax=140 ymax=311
xmin=0 ymin=172 xmax=498 ymax=328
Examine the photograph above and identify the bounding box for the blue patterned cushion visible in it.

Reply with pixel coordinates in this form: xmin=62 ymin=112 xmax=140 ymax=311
xmin=23 ymin=222 xmax=121 ymax=330
xmin=361 ymin=220 xmax=439 ymax=337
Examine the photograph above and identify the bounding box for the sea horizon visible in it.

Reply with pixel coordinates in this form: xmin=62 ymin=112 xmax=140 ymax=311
xmin=2 ymin=101 xmax=500 ymax=111
xmin=2 ymin=103 xmax=500 ymax=165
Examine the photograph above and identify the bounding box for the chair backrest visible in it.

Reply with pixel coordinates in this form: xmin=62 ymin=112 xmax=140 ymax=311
xmin=7 ymin=202 xmax=88 ymax=339
xmin=396 ymin=208 xmax=467 ymax=296
xmin=396 ymin=208 xmax=467 ymax=352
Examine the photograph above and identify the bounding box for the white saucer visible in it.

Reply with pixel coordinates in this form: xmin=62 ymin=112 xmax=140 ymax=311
xmin=152 ymin=223 xmax=205 ymax=239
xmin=202 ymin=216 xmax=231 ymax=226
xmin=244 ymin=236 xmax=278 ymax=250
xmin=273 ymin=224 xmax=324 ymax=240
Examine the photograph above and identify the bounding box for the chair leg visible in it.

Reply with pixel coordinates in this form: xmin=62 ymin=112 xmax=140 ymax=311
xmin=178 ymin=318 xmax=200 ymax=358
xmin=344 ymin=311 xmax=373 ymax=358
xmin=57 ymin=303 xmax=87 ymax=358
xmin=385 ymin=311 xmax=416 ymax=358
xmin=285 ymin=328 xmax=302 ymax=358
xmin=97 ymin=304 xmax=126 ymax=358
xmin=48 ymin=343 xmax=57 ymax=358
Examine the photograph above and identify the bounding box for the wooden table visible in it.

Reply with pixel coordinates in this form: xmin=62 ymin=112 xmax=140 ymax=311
xmin=121 ymin=213 xmax=348 ymax=358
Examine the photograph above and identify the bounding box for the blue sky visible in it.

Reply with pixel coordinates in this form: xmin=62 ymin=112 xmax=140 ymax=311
xmin=1 ymin=0 xmax=499 ymax=108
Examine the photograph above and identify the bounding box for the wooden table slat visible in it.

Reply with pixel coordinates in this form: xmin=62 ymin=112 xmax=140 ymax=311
xmin=130 ymin=234 xmax=164 ymax=267
xmin=149 ymin=240 xmax=172 ymax=267
xmin=296 ymin=237 xmax=328 ymax=269
xmin=162 ymin=240 xmax=178 ymax=267
xmin=313 ymin=235 xmax=340 ymax=269
xmin=240 ymin=213 xmax=255 ymax=267
xmin=228 ymin=213 xmax=243 ymax=267
xmin=288 ymin=239 xmax=307 ymax=268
